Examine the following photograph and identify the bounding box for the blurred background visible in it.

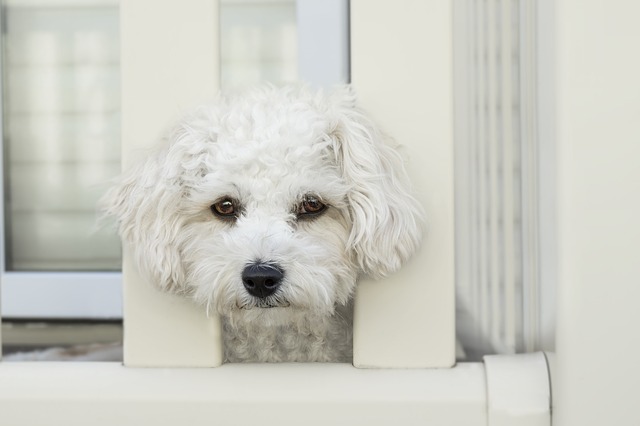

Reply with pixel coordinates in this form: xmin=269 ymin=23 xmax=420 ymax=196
xmin=0 ymin=0 xmax=555 ymax=362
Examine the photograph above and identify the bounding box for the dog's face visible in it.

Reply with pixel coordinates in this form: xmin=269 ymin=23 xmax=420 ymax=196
xmin=104 ymin=86 xmax=423 ymax=325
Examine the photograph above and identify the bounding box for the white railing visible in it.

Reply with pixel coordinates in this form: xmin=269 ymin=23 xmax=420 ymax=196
xmin=120 ymin=0 xmax=456 ymax=369
xmin=0 ymin=353 xmax=551 ymax=426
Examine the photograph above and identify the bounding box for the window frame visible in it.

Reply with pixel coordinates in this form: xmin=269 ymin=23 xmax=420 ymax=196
xmin=0 ymin=0 xmax=123 ymax=320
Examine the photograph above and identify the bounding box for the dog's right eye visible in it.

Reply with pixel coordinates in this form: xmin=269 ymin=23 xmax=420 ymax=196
xmin=211 ymin=198 xmax=237 ymax=219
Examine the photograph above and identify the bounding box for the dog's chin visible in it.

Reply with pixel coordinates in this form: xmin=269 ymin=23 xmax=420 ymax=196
xmin=238 ymin=301 xmax=291 ymax=310
xmin=228 ymin=306 xmax=293 ymax=327
xmin=226 ymin=300 xmax=333 ymax=327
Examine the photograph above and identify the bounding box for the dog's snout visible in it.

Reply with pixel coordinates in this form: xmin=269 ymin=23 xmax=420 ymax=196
xmin=242 ymin=263 xmax=284 ymax=299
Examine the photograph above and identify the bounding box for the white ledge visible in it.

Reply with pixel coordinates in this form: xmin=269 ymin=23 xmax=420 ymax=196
xmin=0 ymin=362 xmax=486 ymax=426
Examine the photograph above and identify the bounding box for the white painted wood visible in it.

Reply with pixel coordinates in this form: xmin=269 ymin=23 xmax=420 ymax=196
xmin=536 ymin=0 xmax=557 ymax=353
xmin=500 ymin=0 xmax=517 ymax=353
xmin=0 ymin=362 xmax=487 ymax=425
xmin=120 ymin=0 xmax=223 ymax=367
xmin=486 ymin=0 xmax=500 ymax=347
xmin=555 ymin=1 xmax=640 ymax=424
xmin=519 ymin=0 xmax=542 ymax=355
xmin=350 ymin=0 xmax=455 ymax=368
xmin=484 ymin=353 xmax=551 ymax=426
xmin=454 ymin=0 xmax=548 ymax=359
xmin=296 ymin=0 xmax=349 ymax=87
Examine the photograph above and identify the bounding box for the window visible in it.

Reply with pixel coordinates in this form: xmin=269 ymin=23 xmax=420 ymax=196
xmin=0 ymin=0 xmax=122 ymax=321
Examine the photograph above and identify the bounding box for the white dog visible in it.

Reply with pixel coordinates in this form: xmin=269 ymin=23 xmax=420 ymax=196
xmin=103 ymin=85 xmax=424 ymax=363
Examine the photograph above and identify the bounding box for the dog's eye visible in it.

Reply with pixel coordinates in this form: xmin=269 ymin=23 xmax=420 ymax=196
xmin=297 ymin=196 xmax=326 ymax=218
xmin=211 ymin=198 xmax=238 ymax=219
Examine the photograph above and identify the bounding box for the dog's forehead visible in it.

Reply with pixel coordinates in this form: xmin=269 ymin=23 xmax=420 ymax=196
xmin=211 ymin=140 xmax=338 ymax=192
xmin=209 ymin=101 xmax=334 ymax=173
xmin=199 ymin=137 xmax=344 ymax=207
xmin=219 ymin=94 xmax=329 ymax=140
xmin=187 ymin=93 xmax=345 ymax=202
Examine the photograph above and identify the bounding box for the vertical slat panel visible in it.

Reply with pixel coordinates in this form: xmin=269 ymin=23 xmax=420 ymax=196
xmin=536 ymin=0 xmax=557 ymax=353
xmin=487 ymin=0 xmax=501 ymax=347
xmin=120 ymin=0 xmax=223 ymax=367
xmin=456 ymin=0 xmax=540 ymax=358
xmin=520 ymin=0 xmax=540 ymax=353
xmin=477 ymin=0 xmax=490 ymax=347
xmin=467 ymin=0 xmax=481 ymax=351
xmin=500 ymin=0 xmax=516 ymax=352
xmin=454 ymin=0 xmax=476 ymax=355
xmin=351 ymin=0 xmax=455 ymax=368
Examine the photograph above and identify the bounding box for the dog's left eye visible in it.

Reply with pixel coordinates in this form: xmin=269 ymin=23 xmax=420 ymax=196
xmin=211 ymin=198 xmax=238 ymax=219
xmin=297 ymin=196 xmax=326 ymax=217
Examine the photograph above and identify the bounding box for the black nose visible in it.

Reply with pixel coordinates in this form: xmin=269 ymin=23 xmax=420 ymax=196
xmin=242 ymin=263 xmax=284 ymax=299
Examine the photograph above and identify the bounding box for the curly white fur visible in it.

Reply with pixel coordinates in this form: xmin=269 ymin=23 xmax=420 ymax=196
xmin=102 ymin=85 xmax=424 ymax=363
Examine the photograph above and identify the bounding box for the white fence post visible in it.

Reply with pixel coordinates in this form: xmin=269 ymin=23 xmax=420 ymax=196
xmin=555 ymin=0 xmax=640 ymax=424
xmin=120 ymin=0 xmax=222 ymax=367
xmin=484 ymin=353 xmax=551 ymax=426
xmin=350 ymin=0 xmax=456 ymax=368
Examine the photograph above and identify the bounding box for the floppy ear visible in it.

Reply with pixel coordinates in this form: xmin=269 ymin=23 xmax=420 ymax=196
xmin=329 ymin=88 xmax=425 ymax=278
xmin=101 ymin=103 xmax=222 ymax=293
xmin=100 ymin=141 xmax=190 ymax=294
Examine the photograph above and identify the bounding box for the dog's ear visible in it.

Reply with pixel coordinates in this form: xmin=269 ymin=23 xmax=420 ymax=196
xmin=328 ymin=87 xmax=425 ymax=278
xmin=100 ymin=142 xmax=189 ymax=294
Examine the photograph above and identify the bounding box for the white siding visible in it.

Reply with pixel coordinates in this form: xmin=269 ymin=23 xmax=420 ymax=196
xmin=554 ymin=0 xmax=640 ymax=424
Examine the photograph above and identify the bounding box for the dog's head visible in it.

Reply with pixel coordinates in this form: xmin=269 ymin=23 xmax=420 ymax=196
xmin=103 ymin=85 xmax=423 ymax=323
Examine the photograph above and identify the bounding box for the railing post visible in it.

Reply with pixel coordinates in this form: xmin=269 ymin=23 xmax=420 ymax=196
xmin=350 ymin=0 xmax=456 ymax=368
xmin=120 ymin=0 xmax=222 ymax=367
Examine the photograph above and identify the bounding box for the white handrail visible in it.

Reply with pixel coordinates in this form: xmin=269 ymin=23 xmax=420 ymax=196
xmin=0 ymin=353 xmax=552 ymax=425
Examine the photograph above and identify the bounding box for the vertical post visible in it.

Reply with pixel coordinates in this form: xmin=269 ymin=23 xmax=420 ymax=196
xmin=536 ymin=0 xmax=557 ymax=353
xmin=555 ymin=0 xmax=640 ymax=424
xmin=351 ymin=0 xmax=456 ymax=368
xmin=120 ymin=0 xmax=223 ymax=367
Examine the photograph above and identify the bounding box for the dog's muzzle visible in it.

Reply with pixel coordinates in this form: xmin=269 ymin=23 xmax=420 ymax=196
xmin=241 ymin=263 xmax=284 ymax=299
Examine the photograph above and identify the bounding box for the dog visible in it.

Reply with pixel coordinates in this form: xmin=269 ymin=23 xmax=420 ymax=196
xmin=102 ymin=85 xmax=424 ymax=363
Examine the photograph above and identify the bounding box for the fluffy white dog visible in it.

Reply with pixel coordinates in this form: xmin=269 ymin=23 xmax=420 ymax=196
xmin=103 ymin=85 xmax=423 ymax=363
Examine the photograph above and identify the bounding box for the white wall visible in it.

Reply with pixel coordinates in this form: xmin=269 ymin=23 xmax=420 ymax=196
xmin=555 ymin=1 xmax=640 ymax=424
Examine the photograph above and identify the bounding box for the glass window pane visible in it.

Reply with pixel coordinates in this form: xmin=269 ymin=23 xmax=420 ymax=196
xmin=220 ymin=0 xmax=297 ymax=89
xmin=2 ymin=1 xmax=121 ymax=271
